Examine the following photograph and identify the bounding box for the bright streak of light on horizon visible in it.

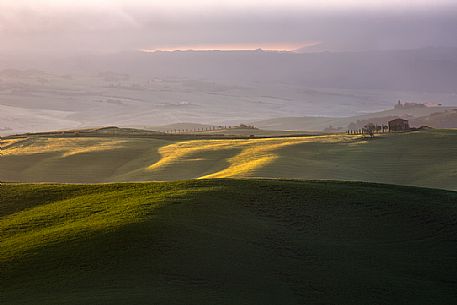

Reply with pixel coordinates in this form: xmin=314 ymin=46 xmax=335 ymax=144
xmin=140 ymin=42 xmax=320 ymax=52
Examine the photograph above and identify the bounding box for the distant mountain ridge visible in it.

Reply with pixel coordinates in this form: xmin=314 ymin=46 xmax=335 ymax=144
xmin=2 ymin=47 xmax=457 ymax=93
xmin=61 ymin=47 xmax=457 ymax=93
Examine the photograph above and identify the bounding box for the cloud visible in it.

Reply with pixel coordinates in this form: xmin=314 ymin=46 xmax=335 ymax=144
xmin=2 ymin=0 xmax=456 ymax=10
xmin=0 ymin=3 xmax=456 ymax=53
xmin=0 ymin=3 xmax=140 ymax=34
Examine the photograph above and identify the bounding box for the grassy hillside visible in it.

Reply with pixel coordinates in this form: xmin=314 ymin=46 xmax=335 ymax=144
xmin=0 ymin=137 xmax=168 ymax=183
xmin=255 ymin=129 xmax=457 ymax=190
xmin=1 ymin=179 xmax=456 ymax=305
xmin=1 ymin=130 xmax=456 ymax=190
xmin=253 ymin=106 xmax=455 ymax=131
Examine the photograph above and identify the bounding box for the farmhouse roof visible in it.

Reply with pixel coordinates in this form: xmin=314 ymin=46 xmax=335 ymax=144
xmin=388 ymin=118 xmax=408 ymax=123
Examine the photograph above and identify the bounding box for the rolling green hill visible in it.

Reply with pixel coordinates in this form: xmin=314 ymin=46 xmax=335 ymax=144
xmin=1 ymin=130 xmax=456 ymax=190
xmin=1 ymin=179 xmax=456 ymax=305
xmin=253 ymin=106 xmax=456 ymax=131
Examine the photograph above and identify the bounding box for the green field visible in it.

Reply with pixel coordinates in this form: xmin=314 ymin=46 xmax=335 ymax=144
xmin=1 ymin=179 xmax=456 ymax=305
xmin=1 ymin=130 xmax=456 ymax=190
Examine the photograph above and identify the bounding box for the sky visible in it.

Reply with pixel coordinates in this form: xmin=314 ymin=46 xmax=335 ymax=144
xmin=1 ymin=0 xmax=455 ymax=9
xmin=0 ymin=0 xmax=456 ymax=53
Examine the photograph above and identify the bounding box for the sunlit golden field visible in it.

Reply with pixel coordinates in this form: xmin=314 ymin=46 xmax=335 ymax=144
xmin=1 ymin=130 xmax=456 ymax=189
xmin=148 ymin=135 xmax=359 ymax=179
xmin=1 ymin=137 xmax=129 ymax=157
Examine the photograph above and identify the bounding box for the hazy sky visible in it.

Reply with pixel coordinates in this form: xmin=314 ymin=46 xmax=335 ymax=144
xmin=2 ymin=0 xmax=455 ymax=9
xmin=1 ymin=0 xmax=456 ymax=53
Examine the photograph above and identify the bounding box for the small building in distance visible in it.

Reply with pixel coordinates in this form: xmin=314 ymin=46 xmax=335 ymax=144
xmin=388 ymin=118 xmax=410 ymax=132
xmin=394 ymin=100 xmax=427 ymax=110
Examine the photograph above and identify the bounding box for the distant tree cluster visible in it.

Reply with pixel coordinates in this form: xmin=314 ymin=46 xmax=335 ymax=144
xmin=163 ymin=124 xmax=258 ymax=134
xmin=236 ymin=124 xmax=257 ymax=130
xmin=347 ymin=123 xmax=388 ymax=137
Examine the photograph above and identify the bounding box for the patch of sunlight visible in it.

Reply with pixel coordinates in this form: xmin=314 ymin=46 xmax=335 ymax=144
xmin=346 ymin=140 xmax=369 ymax=146
xmin=61 ymin=139 xmax=128 ymax=157
xmin=1 ymin=137 xmax=127 ymax=157
xmin=147 ymin=140 xmax=243 ymax=171
xmin=0 ymin=186 xmax=207 ymax=263
xmin=148 ymin=134 xmax=362 ymax=178
xmin=0 ymin=138 xmax=26 ymax=149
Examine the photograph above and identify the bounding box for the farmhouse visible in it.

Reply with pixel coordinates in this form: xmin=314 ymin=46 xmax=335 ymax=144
xmin=388 ymin=118 xmax=409 ymax=132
